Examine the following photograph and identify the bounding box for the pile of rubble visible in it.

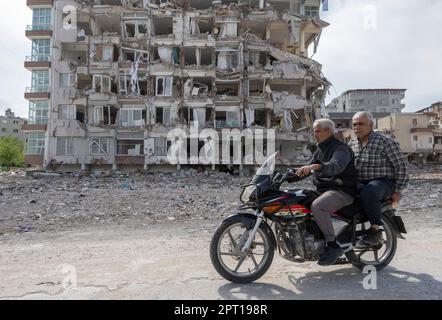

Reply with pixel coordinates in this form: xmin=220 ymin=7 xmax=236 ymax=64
xmin=0 ymin=168 xmax=440 ymax=236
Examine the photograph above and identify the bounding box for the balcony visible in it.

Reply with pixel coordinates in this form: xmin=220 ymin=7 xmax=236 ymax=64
xmin=410 ymin=128 xmax=433 ymax=134
xmin=26 ymin=24 xmax=52 ymax=39
xmin=27 ymin=0 xmax=53 ymax=8
xmin=434 ymin=144 xmax=442 ymax=152
xmin=22 ymin=123 xmax=47 ymax=132
xmin=25 ymin=55 xmax=51 ymax=70
xmin=25 ymin=86 xmax=50 ymax=100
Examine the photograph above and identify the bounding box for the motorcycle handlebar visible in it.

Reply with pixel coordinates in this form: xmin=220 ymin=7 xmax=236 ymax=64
xmin=272 ymin=168 xmax=312 ymax=186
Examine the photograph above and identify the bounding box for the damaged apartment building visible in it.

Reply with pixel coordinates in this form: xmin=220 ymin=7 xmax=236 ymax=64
xmin=24 ymin=0 xmax=330 ymax=171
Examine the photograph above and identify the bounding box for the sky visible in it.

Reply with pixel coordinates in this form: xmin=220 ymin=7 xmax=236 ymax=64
xmin=0 ymin=0 xmax=441 ymax=118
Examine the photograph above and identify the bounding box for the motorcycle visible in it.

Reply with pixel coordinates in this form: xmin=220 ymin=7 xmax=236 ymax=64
xmin=210 ymin=152 xmax=407 ymax=283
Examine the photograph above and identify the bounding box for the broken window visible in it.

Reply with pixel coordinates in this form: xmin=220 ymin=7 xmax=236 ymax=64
xmin=189 ymin=0 xmax=212 ymax=10
xmin=184 ymin=47 xmax=213 ymax=66
xmin=119 ymin=108 xmax=145 ymax=127
xmin=94 ymin=45 xmax=118 ymax=62
xmin=215 ymin=16 xmax=238 ymax=38
xmin=153 ymin=16 xmax=173 ymax=36
xmin=189 ymin=16 xmax=214 ymax=36
xmin=156 ymin=76 xmax=173 ymax=97
xmin=216 ymin=82 xmax=240 ymax=96
xmin=89 ymin=138 xmax=109 ymax=156
xmin=121 ymin=47 xmax=149 ymax=63
xmin=56 ymin=137 xmax=74 ymax=156
xmin=248 ymin=79 xmax=265 ymax=96
xmin=93 ymin=106 xmax=117 ymax=126
xmin=184 ymin=48 xmax=198 ymax=66
xmin=156 ymin=107 xmax=171 ymax=125
xmin=248 ymin=51 xmax=267 ymax=67
xmin=182 ymin=107 xmax=210 ymax=128
xmin=123 ymin=19 xmax=148 ymax=39
xmin=93 ymin=75 xmax=111 ymax=93
xmin=117 ymin=140 xmax=144 ymax=155
xmin=215 ymin=109 xmax=241 ymax=128
xmin=184 ymin=78 xmax=211 ymax=99
xmin=216 ymin=47 xmax=239 ymax=70
xmin=60 ymin=74 xmax=77 ymax=88
xmin=154 ymin=137 xmax=170 ymax=156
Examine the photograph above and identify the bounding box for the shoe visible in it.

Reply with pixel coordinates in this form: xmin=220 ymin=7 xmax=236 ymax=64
xmin=318 ymin=245 xmax=344 ymax=266
xmin=361 ymin=228 xmax=383 ymax=246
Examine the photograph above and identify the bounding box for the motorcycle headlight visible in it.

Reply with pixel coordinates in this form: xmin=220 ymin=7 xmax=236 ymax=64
xmin=241 ymin=185 xmax=257 ymax=203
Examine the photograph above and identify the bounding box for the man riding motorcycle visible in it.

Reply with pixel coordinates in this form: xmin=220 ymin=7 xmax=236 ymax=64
xmin=296 ymin=119 xmax=358 ymax=266
xmin=349 ymin=111 xmax=409 ymax=246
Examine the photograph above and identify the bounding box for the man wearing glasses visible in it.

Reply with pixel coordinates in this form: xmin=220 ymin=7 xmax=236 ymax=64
xmin=349 ymin=111 xmax=409 ymax=245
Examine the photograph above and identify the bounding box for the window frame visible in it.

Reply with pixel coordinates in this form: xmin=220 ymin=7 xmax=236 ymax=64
xmin=26 ymin=132 xmax=45 ymax=155
xmin=89 ymin=138 xmax=109 ymax=156
xmin=56 ymin=137 xmax=74 ymax=156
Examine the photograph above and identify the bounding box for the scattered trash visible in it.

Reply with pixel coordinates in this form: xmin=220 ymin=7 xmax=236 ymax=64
xmin=17 ymin=226 xmax=33 ymax=233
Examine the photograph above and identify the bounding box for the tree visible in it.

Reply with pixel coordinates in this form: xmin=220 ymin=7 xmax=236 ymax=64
xmin=0 ymin=136 xmax=25 ymax=168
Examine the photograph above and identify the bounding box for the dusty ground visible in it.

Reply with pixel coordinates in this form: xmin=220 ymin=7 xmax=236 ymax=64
xmin=0 ymin=167 xmax=441 ymax=299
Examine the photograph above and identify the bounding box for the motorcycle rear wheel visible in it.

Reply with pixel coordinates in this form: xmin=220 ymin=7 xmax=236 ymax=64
xmin=345 ymin=215 xmax=397 ymax=271
xmin=210 ymin=217 xmax=275 ymax=283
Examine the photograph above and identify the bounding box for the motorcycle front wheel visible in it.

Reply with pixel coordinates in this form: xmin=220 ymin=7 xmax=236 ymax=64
xmin=210 ymin=216 xmax=275 ymax=283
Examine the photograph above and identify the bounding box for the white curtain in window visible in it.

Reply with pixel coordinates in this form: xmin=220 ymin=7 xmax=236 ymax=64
xmin=245 ymin=108 xmax=254 ymax=128
xmin=193 ymin=108 xmax=205 ymax=129
xmin=158 ymin=47 xmax=173 ymax=63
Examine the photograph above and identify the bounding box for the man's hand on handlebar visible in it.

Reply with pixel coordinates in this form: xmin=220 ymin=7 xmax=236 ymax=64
xmin=296 ymin=164 xmax=322 ymax=177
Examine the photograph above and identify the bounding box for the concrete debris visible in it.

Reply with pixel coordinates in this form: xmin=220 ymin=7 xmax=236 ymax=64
xmin=1 ymin=166 xmax=441 ymax=236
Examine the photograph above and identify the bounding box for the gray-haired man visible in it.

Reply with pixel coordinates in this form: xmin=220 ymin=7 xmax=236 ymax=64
xmin=296 ymin=119 xmax=358 ymax=266
xmin=349 ymin=111 xmax=409 ymax=245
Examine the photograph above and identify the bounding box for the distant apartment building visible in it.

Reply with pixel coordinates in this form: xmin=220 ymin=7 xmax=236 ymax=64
xmin=327 ymin=89 xmax=406 ymax=114
xmin=378 ymin=113 xmax=441 ymax=163
xmin=0 ymin=109 xmax=27 ymax=142
xmin=416 ymin=102 xmax=442 ymax=129
xmin=24 ymin=0 xmax=331 ymax=171
xmin=416 ymin=101 xmax=442 ymax=161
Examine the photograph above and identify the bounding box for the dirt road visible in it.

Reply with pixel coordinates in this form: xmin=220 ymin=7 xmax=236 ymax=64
xmin=1 ymin=216 xmax=441 ymax=300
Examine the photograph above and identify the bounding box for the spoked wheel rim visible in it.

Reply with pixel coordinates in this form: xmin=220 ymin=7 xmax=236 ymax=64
xmin=216 ymin=222 xmax=271 ymax=279
xmin=353 ymin=218 xmax=395 ymax=266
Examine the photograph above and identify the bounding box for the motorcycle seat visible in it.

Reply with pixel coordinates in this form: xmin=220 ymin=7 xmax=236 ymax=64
xmin=335 ymin=197 xmax=393 ymax=221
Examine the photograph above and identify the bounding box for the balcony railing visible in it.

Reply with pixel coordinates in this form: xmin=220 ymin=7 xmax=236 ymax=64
xmin=26 ymin=24 xmax=52 ymax=31
xmin=25 ymin=85 xmax=50 ymax=93
xmin=27 ymin=119 xmax=48 ymax=125
xmin=215 ymin=120 xmax=241 ymax=129
xmin=25 ymin=55 xmax=51 ymax=62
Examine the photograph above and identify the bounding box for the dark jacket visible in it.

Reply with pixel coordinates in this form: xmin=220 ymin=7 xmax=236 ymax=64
xmin=311 ymin=136 xmax=358 ymax=197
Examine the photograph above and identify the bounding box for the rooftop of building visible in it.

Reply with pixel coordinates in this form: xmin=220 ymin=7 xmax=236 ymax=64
xmin=340 ymin=88 xmax=407 ymax=95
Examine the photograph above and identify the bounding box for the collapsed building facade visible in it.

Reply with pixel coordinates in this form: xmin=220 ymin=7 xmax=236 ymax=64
xmin=24 ymin=0 xmax=330 ymax=172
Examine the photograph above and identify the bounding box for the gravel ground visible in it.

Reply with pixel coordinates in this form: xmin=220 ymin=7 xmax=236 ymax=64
xmin=0 ymin=167 xmax=441 ymax=236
